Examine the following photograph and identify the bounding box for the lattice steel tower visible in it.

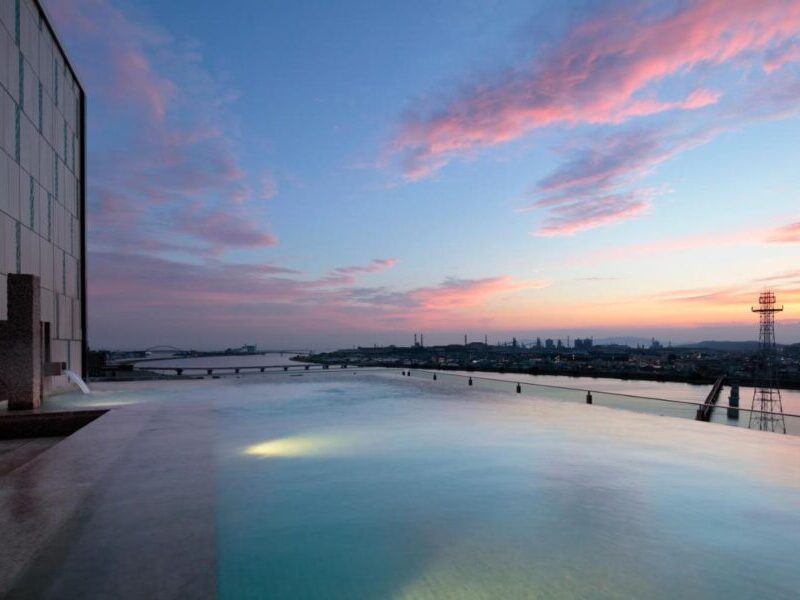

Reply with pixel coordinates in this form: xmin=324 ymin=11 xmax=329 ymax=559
xmin=749 ymin=290 xmax=786 ymax=433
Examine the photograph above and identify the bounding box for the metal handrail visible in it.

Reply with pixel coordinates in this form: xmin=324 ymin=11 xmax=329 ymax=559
xmin=412 ymin=369 xmax=800 ymax=418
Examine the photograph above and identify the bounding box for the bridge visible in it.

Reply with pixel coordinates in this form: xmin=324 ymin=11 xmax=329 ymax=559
xmin=142 ymin=346 xmax=315 ymax=354
xmin=109 ymin=348 xmax=316 ymax=366
xmin=695 ymin=376 xmax=725 ymax=421
xmin=133 ymin=363 xmax=347 ymax=376
xmin=144 ymin=345 xmax=186 ymax=353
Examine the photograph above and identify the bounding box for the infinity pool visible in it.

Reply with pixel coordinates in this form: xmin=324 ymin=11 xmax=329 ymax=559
xmin=216 ymin=373 xmax=800 ymax=598
xmin=4 ymin=372 xmax=800 ymax=598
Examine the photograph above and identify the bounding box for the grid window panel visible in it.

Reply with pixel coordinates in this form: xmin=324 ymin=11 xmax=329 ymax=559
xmin=7 ymin=156 xmax=19 ymax=219
xmin=0 ymin=272 xmax=5 ymax=319
xmin=39 ymin=235 xmax=52 ymax=289
xmin=0 ymin=25 xmax=10 ymax=92
xmin=14 ymin=0 xmax=19 ymax=46
xmin=0 ymin=151 xmax=8 ymax=216
xmin=6 ymin=34 xmax=19 ymax=102
xmin=52 ymin=246 xmax=62 ymax=293
xmin=58 ymin=293 xmax=70 ymax=338
xmin=2 ymin=92 xmax=13 ymax=154
xmin=2 ymin=213 xmax=14 ymax=273
xmin=0 ymin=1 xmax=14 ymax=39
xmin=14 ymin=101 xmax=19 ymax=160
xmin=40 ymin=285 xmax=53 ymax=322
xmin=15 ymin=219 xmax=21 ymax=272
xmin=36 ymin=182 xmax=45 ymax=233
xmin=27 ymin=172 xmax=33 ymax=227
xmin=0 ymin=212 xmax=11 ymax=273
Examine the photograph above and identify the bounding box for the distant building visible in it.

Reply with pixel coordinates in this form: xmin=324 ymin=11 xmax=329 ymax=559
xmin=545 ymin=338 xmax=555 ymax=349
xmin=0 ymin=0 xmax=86 ymax=390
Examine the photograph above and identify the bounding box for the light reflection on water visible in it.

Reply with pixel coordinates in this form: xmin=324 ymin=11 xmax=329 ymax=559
xmin=243 ymin=433 xmax=365 ymax=458
xmin=217 ymin=373 xmax=800 ymax=599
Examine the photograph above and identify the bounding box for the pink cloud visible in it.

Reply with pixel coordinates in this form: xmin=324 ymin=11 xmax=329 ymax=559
xmin=347 ymin=276 xmax=548 ymax=313
xmin=110 ymin=46 xmax=175 ymax=121
xmin=566 ymin=226 xmax=768 ymax=268
xmin=768 ymin=221 xmax=800 ymax=243
xmin=524 ymin=128 xmax=668 ymax=201
xmin=47 ymin=0 xmax=175 ymax=122
xmin=754 ymin=270 xmax=800 ymax=285
xmin=763 ymin=41 xmax=800 ymax=73
xmin=654 ymin=283 xmax=800 ymax=309
xmin=409 ymin=276 xmax=547 ymax=310
xmin=259 ymin=173 xmax=278 ymax=200
xmin=87 ymin=251 xmax=542 ymax=345
xmin=335 ymin=259 xmax=398 ymax=276
xmin=177 ymin=211 xmax=278 ymax=250
xmin=48 ymin=0 xmax=277 ymax=257
xmin=314 ymin=259 xmax=399 ymax=286
xmin=535 ymin=192 xmax=650 ymax=237
xmin=656 ymin=286 xmax=755 ymax=306
xmin=391 ymin=0 xmax=800 ymax=178
xmin=616 ymin=89 xmax=721 ymax=123
xmin=517 ymin=126 xmax=718 ymax=235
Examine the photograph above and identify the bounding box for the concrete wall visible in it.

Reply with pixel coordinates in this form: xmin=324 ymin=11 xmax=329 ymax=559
xmin=0 ymin=0 xmax=84 ymax=392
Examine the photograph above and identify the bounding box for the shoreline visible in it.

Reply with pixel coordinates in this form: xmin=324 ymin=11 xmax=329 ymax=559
xmin=294 ymin=357 xmax=800 ymax=391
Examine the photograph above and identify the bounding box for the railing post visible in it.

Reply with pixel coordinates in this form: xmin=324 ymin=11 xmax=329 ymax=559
xmin=176 ymin=368 xmax=183 ymax=376
xmin=727 ymin=383 xmax=739 ymax=420
xmin=207 ymin=369 xmax=212 ymax=375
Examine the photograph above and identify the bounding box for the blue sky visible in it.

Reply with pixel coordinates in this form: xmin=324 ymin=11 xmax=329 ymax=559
xmin=46 ymin=0 xmax=800 ymax=348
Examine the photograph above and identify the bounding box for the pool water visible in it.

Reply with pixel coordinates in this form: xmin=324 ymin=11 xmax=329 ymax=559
xmin=215 ymin=373 xmax=800 ymax=599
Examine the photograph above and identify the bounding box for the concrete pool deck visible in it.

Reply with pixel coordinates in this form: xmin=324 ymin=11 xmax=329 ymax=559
xmin=0 ymin=382 xmax=217 ymax=598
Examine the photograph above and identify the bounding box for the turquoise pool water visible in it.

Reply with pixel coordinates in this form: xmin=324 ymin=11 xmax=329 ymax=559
xmin=215 ymin=373 xmax=800 ymax=599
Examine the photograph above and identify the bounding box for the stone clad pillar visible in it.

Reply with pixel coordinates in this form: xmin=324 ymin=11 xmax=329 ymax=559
xmin=0 ymin=275 xmax=42 ymax=410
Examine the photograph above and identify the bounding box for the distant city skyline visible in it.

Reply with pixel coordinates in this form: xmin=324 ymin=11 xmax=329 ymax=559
xmin=45 ymin=0 xmax=800 ymax=348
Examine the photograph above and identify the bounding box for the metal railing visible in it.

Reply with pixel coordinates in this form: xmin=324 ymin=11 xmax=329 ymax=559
xmin=398 ymin=368 xmax=800 ymax=436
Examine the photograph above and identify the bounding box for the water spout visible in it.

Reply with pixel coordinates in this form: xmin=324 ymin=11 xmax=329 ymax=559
xmin=64 ymin=369 xmax=91 ymax=394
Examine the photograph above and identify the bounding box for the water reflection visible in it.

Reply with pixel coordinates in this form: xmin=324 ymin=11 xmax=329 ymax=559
xmin=243 ymin=433 xmax=361 ymax=458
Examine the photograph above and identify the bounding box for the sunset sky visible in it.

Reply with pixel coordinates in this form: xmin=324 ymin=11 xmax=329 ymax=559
xmin=46 ymin=0 xmax=800 ymax=349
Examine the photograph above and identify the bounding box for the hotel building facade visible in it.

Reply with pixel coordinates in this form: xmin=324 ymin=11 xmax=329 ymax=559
xmin=0 ymin=0 xmax=86 ymax=389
